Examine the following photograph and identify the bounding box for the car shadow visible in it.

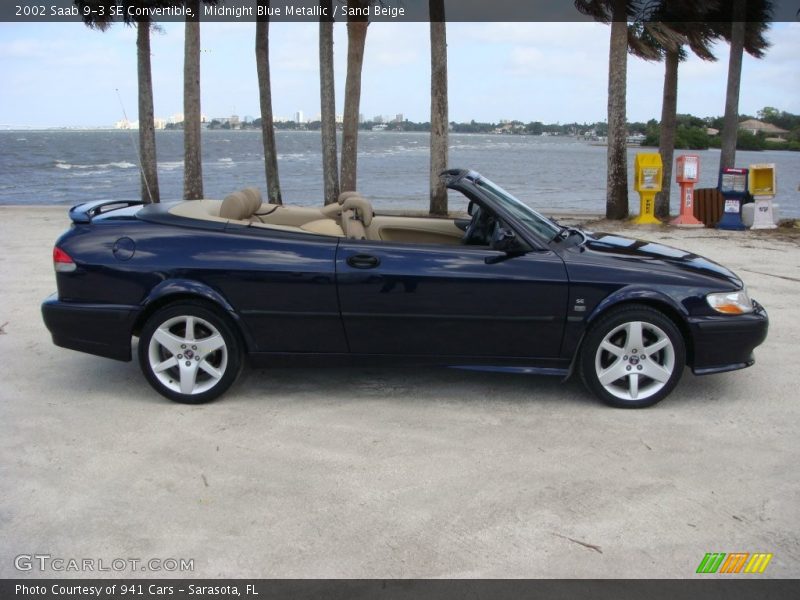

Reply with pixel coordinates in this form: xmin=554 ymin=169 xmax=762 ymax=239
xmin=235 ymin=364 xmax=597 ymax=409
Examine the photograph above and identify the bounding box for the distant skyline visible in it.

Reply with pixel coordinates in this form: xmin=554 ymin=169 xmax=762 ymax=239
xmin=0 ymin=21 xmax=798 ymax=129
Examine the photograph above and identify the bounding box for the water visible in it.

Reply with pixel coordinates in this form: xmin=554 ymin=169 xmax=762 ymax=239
xmin=1 ymin=129 xmax=798 ymax=217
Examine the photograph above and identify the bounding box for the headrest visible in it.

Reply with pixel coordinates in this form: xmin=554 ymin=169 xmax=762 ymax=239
xmin=220 ymin=191 xmax=251 ymax=220
xmin=341 ymin=196 xmax=373 ymax=226
xmin=338 ymin=190 xmax=363 ymax=205
xmin=240 ymin=187 xmax=263 ymax=213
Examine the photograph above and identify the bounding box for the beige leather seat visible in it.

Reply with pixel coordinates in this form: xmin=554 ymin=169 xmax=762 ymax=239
xmin=220 ymin=191 xmax=253 ymax=220
xmin=241 ymin=187 xmax=263 ymax=210
xmin=339 ymin=195 xmax=373 ymax=240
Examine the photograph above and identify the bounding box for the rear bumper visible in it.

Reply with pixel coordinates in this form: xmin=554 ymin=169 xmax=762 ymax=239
xmin=41 ymin=294 xmax=139 ymax=361
xmin=688 ymin=300 xmax=769 ymax=375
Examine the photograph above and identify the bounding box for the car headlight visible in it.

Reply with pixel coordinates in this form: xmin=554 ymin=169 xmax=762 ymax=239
xmin=706 ymin=289 xmax=754 ymax=314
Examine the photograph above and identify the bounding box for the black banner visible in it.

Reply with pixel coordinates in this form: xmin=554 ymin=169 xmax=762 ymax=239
xmin=2 ymin=0 xmax=800 ymax=23
xmin=2 ymin=579 xmax=800 ymax=600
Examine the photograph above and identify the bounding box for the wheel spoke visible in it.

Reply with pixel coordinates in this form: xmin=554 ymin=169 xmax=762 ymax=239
xmin=198 ymin=360 xmax=222 ymax=381
xmin=600 ymin=340 xmax=624 ymax=358
xmin=199 ymin=334 xmax=225 ymax=355
xmin=642 ymin=360 xmax=672 ymax=383
xmin=625 ymin=321 xmax=644 ymax=352
xmin=184 ymin=316 xmax=196 ymax=342
xmin=598 ymin=360 xmax=627 ymax=385
xmin=179 ymin=364 xmax=198 ymax=394
xmin=153 ymin=328 xmax=183 ymax=355
xmin=645 ymin=337 xmax=670 ymax=356
xmin=153 ymin=356 xmax=178 ymax=373
xmin=628 ymin=374 xmax=640 ymax=399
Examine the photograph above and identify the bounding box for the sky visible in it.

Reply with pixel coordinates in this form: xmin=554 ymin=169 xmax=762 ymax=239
xmin=0 ymin=20 xmax=798 ymax=128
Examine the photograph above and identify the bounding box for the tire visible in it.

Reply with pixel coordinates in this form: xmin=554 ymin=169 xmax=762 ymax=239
xmin=138 ymin=302 xmax=242 ymax=404
xmin=579 ymin=304 xmax=686 ymax=408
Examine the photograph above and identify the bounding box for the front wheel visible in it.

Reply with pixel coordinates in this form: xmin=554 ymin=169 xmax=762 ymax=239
xmin=580 ymin=305 xmax=686 ymax=408
xmin=138 ymin=303 xmax=242 ymax=404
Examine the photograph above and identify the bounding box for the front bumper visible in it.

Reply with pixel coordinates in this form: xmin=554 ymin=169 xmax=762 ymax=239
xmin=688 ymin=300 xmax=769 ymax=375
xmin=41 ymin=294 xmax=140 ymax=361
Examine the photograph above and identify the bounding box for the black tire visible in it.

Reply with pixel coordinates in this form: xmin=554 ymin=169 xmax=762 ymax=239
xmin=138 ymin=302 xmax=242 ymax=404
xmin=579 ymin=304 xmax=686 ymax=408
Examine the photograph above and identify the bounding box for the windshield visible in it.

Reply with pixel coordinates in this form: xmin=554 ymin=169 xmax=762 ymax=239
xmin=474 ymin=177 xmax=562 ymax=241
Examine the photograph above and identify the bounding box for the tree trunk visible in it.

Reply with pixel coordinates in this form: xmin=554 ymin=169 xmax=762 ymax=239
xmin=183 ymin=0 xmax=203 ymax=200
xmin=319 ymin=1 xmax=339 ymax=205
xmin=719 ymin=0 xmax=746 ymax=171
xmin=256 ymin=7 xmax=282 ymax=204
xmin=655 ymin=46 xmax=679 ymax=219
xmin=605 ymin=1 xmax=628 ymax=220
xmin=340 ymin=6 xmax=369 ymax=193
xmin=137 ymin=21 xmax=160 ymax=204
xmin=429 ymin=0 xmax=448 ymax=216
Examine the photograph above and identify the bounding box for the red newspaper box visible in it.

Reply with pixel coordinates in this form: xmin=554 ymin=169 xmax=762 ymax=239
xmin=671 ymin=155 xmax=703 ymax=227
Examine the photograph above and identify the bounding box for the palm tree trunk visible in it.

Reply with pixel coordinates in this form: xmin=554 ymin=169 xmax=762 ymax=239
xmin=429 ymin=0 xmax=448 ymax=216
xmin=719 ymin=0 xmax=746 ymax=171
xmin=256 ymin=7 xmax=282 ymax=204
xmin=340 ymin=6 xmax=369 ymax=193
xmin=605 ymin=1 xmax=629 ymax=220
xmin=655 ymin=46 xmax=679 ymax=219
xmin=183 ymin=0 xmax=203 ymax=200
xmin=319 ymin=1 xmax=339 ymax=206
xmin=137 ymin=21 xmax=160 ymax=204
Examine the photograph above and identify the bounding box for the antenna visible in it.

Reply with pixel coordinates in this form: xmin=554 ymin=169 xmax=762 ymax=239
xmin=115 ymin=88 xmax=154 ymax=203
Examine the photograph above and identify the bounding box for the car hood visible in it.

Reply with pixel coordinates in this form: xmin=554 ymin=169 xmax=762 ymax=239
xmin=578 ymin=231 xmax=742 ymax=288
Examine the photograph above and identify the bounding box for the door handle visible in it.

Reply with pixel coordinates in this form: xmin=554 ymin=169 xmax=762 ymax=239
xmin=346 ymin=254 xmax=380 ymax=269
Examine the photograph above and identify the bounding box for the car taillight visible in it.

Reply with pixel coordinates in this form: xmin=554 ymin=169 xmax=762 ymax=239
xmin=53 ymin=247 xmax=76 ymax=272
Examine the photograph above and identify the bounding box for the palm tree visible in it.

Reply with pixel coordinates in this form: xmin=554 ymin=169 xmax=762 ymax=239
xmin=319 ymin=0 xmax=339 ymax=205
xmin=429 ymin=0 xmax=449 ymax=216
xmin=182 ymin=0 xmax=206 ymax=200
xmin=576 ymin=0 xmax=640 ymax=220
xmin=340 ymin=0 xmax=370 ymax=193
xmin=76 ymin=1 xmax=170 ymax=203
xmin=715 ymin=0 xmax=772 ymax=171
xmin=628 ymin=13 xmax=717 ymax=218
xmin=256 ymin=0 xmax=282 ymax=204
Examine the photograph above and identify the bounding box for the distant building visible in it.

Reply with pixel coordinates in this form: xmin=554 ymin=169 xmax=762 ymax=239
xmin=394 ymin=113 xmax=404 ymax=123
xmin=170 ymin=112 xmax=184 ymax=124
xmin=738 ymin=119 xmax=789 ymax=140
xmin=115 ymin=119 xmax=135 ymax=130
xmin=154 ymin=118 xmax=167 ymax=130
xmin=336 ymin=114 xmax=344 ymax=124
xmin=294 ymin=110 xmax=304 ymax=124
xmin=359 ymin=113 xmax=364 ymax=123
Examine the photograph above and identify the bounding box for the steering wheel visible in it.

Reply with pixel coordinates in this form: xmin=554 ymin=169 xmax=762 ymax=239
xmin=463 ymin=204 xmax=491 ymax=245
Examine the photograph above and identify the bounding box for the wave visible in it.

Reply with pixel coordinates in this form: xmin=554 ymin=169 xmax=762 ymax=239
xmin=157 ymin=161 xmax=184 ymax=171
xmin=55 ymin=160 xmax=136 ymax=170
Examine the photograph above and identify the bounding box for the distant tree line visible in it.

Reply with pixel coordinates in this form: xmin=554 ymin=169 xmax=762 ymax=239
xmin=170 ymin=106 xmax=799 ymax=154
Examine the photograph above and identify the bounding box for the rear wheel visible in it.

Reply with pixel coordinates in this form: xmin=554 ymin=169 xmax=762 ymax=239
xmin=580 ymin=305 xmax=685 ymax=408
xmin=138 ymin=303 xmax=241 ymax=404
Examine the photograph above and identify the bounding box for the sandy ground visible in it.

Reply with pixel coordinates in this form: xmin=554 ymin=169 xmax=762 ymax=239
xmin=0 ymin=205 xmax=798 ymax=579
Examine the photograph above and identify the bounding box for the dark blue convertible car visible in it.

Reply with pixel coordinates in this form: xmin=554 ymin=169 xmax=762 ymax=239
xmin=42 ymin=170 xmax=768 ymax=407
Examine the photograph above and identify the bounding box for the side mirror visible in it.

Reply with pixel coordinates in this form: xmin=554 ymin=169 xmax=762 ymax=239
xmin=491 ymin=226 xmax=520 ymax=253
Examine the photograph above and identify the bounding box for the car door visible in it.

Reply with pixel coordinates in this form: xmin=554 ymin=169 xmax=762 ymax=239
xmin=209 ymin=224 xmax=348 ymax=354
xmin=335 ymin=239 xmax=569 ymax=359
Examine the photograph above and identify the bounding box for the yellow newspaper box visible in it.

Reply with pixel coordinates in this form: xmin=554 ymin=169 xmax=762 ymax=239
xmin=748 ymin=164 xmax=776 ymax=196
xmin=633 ymin=153 xmax=662 ymax=225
